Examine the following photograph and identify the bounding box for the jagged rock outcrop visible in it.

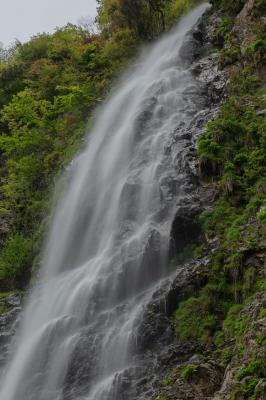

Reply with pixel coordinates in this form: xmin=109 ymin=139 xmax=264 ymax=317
xmin=152 ymin=1 xmax=266 ymax=399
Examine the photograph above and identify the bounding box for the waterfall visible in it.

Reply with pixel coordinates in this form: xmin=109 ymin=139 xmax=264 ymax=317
xmin=0 ymin=4 xmax=210 ymax=399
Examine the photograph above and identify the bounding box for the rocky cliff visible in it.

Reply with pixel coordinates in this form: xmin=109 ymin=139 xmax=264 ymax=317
xmin=153 ymin=1 xmax=266 ymax=399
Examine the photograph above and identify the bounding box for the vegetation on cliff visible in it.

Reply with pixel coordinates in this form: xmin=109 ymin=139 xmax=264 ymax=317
xmin=157 ymin=1 xmax=266 ymax=399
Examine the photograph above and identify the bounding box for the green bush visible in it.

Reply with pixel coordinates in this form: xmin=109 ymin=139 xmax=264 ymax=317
xmin=0 ymin=234 xmax=33 ymax=281
xmin=223 ymin=304 xmax=248 ymax=338
xmin=175 ymin=296 xmax=217 ymax=343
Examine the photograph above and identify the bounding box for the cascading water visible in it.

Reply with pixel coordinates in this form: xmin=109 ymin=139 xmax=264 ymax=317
xmin=0 ymin=4 xmax=210 ymax=399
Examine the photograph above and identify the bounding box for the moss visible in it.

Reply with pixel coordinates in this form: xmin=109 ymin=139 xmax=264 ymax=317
xmin=0 ymin=291 xmax=15 ymax=299
xmin=222 ymin=348 xmax=233 ymax=364
xmin=231 ymin=359 xmax=266 ymax=399
xmin=255 ymin=335 xmax=266 ymax=346
xmin=236 ymin=359 xmax=265 ymax=381
xmin=239 ymin=376 xmax=260 ymax=397
xmin=214 ymin=330 xmax=226 ymax=346
xmin=253 ymin=380 xmax=266 ymax=399
xmin=219 ymin=46 xmax=241 ymax=67
xmin=246 ymin=39 xmax=266 ymax=54
xmin=181 ymin=365 xmax=197 ymax=381
xmin=258 ymin=308 xmax=266 ymax=318
xmin=213 ymin=18 xmax=233 ymax=46
xmin=223 ymin=304 xmax=249 ymax=338
xmin=162 ymin=376 xmax=172 ymax=386
xmin=0 ymin=234 xmax=33 ymax=286
xmin=174 ymin=295 xmax=217 ymax=344
xmin=257 ymin=206 xmax=266 ymax=224
xmin=237 ymin=344 xmax=246 ymax=358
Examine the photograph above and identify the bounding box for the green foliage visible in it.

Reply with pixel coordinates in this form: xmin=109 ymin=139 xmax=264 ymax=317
xmin=174 ymin=295 xmax=217 ymax=343
xmin=237 ymin=343 xmax=246 ymax=358
xmin=257 ymin=206 xmax=266 ymax=224
xmin=236 ymin=360 xmax=265 ymax=381
xmin=213 ymin=18 xmax=233 ymax=46
xmin=223 ymin=304 xmax=248 ymax=338
xmin=222 ymin=348 xmax=233 ymax=364
xmin=181 ymin=365 xmax=197 ymax=381
xmin=259 ymin=308 xmax=266 ymax=318
xmin=214 ymin=330 xmax=226 ymax=346
xmin=197 ymin=61 xmax=266 ymax=306
xmin=239 ymin=377 xmax=260 ymax=398
xmin=246 ymin=39 xmax=266 ymax=54
xmin=0 ymin=17 xmax=142 ymax=287
xmin=255 ymin=335 xmax=266 ymax=346
xmin=162 ymin=375 xmax=172 ymax=386
xmin=0 ymin=234 xmax=33 ymax=281
xmin=219 ymin=46 xmax=240 ymax=67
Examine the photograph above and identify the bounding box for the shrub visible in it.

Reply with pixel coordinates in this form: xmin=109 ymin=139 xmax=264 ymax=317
xmin=0 ymin=234 xmax=33 ymax=282
xmin=223 ymin=304 xmax=249 ymax=338
xmin=175 ymin=296 xmax=217 ymax=343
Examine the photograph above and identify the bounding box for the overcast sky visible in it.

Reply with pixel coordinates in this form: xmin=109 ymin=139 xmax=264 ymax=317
xmin=0 ymin=0 xmax=97 ymax=47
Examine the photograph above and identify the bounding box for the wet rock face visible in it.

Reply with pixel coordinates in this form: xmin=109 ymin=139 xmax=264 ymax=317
xmin=0 ymin=294 xmax=22 ymax=372
xmin=170 ymin=211 xmax=201 ymax=254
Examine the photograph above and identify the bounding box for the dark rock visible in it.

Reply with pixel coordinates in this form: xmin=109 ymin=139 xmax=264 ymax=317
xmin=0 ymin=293 xmax=23 ymax=372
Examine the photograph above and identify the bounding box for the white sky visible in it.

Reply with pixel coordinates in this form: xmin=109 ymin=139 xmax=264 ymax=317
xmin=0 ymin=0 xmax=97 ymax=47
